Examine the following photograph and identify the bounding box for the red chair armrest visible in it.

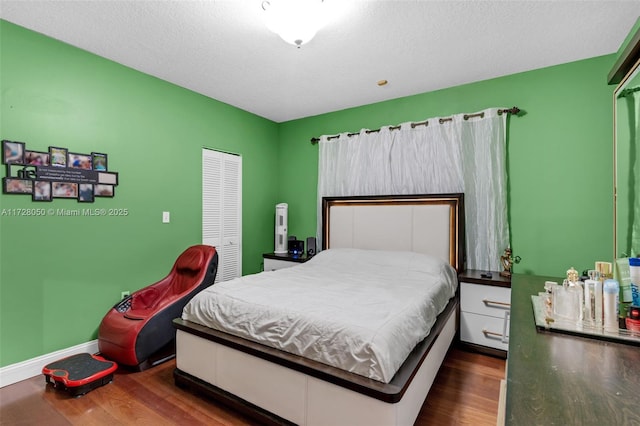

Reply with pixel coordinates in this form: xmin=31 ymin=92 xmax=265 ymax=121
xmin=123 ymin=309 xmax=154 ymax=320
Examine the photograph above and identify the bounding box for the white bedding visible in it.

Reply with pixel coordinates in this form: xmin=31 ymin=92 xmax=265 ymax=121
xmin=181 ymin=248 xmax=457 ymax=383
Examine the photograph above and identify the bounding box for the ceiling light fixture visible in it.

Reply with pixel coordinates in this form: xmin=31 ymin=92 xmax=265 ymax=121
xmin=262 ymin=0 xmax=326 ymax=48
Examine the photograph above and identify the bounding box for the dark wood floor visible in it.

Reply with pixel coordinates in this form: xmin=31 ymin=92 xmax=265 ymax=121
xmin=0 ymin=347 xmax=505 ymax=426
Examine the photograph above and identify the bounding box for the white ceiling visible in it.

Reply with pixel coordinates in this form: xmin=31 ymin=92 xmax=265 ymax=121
xmin=1 ymin=1 xmax=639 ymax=123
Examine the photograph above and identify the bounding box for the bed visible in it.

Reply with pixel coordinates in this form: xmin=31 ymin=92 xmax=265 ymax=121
xmin=173 ymin=193 xmax=465 ymax=426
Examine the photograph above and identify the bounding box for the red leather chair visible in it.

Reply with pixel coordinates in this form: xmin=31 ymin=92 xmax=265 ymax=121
xmin=98 ymin=245 xmax=218 ymax=370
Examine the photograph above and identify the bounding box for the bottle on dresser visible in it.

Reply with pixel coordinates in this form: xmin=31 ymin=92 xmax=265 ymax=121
xmin=583 ymin=270 xmax=601 ymax=326
xmin=596 ymin=262 xmax=614 ymax=329
xmin=552 ymin=267 xmax=583 ymax=323
xmin=603 ymin=278 xmax=620 ymax=332
xmin=629 ymin=257 xmax=640 ymax=305
xmin=627 ymin=257 xmax=640 ymax=331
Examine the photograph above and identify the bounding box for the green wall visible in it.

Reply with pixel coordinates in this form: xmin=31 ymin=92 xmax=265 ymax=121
xmin=0 ymin=20 xmax=279 ymax=367
xmin=278 ymin=55 xmax=616 ymax=279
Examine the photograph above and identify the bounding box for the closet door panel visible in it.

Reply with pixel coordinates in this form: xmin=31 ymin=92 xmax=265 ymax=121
xmin=203 ymin=149 xmax=242 ymax=282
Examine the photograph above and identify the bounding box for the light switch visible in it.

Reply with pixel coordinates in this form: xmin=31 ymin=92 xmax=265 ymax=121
xmin=162 ymin=211 xmax=170 ymax=223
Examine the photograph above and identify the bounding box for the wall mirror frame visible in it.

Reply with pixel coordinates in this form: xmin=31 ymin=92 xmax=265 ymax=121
xmin=612 ymin=23 xmax=640 ymax=259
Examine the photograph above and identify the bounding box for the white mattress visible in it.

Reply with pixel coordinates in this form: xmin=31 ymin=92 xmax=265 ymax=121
xmin=182 ymin=248 xmax=458 ymax=383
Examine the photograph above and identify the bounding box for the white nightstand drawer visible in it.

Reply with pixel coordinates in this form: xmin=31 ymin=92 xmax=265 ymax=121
xmin=460 ymin=282 xmax=511 ymax=318
xmin=264 ymin=258 xmax=298 ymax=271
xmin=460 ymin=311 xmax=510 ymax=351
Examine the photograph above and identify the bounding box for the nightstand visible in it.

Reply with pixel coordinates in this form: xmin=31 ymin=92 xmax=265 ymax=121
xmin=263 ymin=253 xmax=311 ymax=271
xmin=458 ymin=269 xmax=511 ymax=358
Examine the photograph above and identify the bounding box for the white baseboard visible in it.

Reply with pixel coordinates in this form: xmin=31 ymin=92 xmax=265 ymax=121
xmin=0 ymin=340 xmax=99 ymax=388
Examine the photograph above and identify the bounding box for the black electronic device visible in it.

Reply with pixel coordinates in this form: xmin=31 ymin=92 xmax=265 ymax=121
xmin=288 ymin=240 xmax=304 ymax=256
xmin=306 ymin=237 xmax=316 ymax=257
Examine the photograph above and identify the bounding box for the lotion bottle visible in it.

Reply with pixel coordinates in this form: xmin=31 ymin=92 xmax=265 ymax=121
xmin=603 ymin=279 xmax=619 ymax=332
xmin=630 ymin=257 xmax=640 ymax=306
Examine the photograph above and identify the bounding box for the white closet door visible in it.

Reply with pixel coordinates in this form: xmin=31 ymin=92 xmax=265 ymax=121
xmin=202 ymin=148 xmax=242 ymax=282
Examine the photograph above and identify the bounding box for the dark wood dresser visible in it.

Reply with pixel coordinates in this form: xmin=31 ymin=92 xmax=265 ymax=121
xmin=506 ymin=274 xmax=640 ymax=425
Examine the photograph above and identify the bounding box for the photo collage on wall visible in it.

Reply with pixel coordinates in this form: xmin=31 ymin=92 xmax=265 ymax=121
xmin=2 ymin=140 xmax=118 ymax=203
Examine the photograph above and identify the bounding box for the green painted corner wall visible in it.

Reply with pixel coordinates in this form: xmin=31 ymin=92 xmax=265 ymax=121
xmin=277 ymin=55 xmax=616 ymax=279
xmin=0 ymin=20 xmax=279 ymax=367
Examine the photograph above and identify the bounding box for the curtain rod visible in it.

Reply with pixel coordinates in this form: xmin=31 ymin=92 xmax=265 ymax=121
xmin=310 ymin=106 xmax=521 ymax=145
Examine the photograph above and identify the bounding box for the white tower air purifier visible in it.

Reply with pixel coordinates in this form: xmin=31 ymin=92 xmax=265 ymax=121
xmin=275 ymin=203 xmax=288 ymax=254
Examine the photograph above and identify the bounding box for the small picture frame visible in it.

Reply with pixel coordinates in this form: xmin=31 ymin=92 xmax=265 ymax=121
xmin=52 ymin=181 xmax=78 ymax=198
xmin=24 ymin=150 xmax=50 ymax=166
xmin=78 ymin=183 xmax=94 ymax=203
xmin=92 ymin=152 xmax=107 ymax=171
xmin=3 ymin=177 xmax=33 ymax=194
xmin=94 ymin=184 xmax=114 ymax=197
xmin=33 ymin=180 xmax=52 ymax=201
xmin=97 ymin=172 xmax=118 ymax=185
xmin=68 ymin=152 xmax=92 ymax=170
xmin=49 ymin=147 xmax=68 ymax=168
xmin=2 ymin=140 xmax=25 ymax=165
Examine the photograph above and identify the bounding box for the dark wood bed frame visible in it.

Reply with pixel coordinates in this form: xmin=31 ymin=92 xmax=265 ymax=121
xmin=173 ymin=193 xmax=465 ymax=425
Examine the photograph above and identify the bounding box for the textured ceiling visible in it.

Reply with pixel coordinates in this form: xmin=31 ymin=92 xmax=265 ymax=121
xmin=1 ymin=1 xmax=639 ymax=123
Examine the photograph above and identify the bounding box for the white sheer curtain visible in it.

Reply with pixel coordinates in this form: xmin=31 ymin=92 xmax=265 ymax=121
xmin=317 ymin=108 xmax=509 ymax=271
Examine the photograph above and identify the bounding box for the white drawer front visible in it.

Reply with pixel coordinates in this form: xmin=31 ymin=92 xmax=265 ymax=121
xmin=264 ymin=258 xmax=297 ymax=271
xmin=460 ymin=311 xmax=509 ymax=351
xmin=460 ymin=282 xmax=511 ymax=317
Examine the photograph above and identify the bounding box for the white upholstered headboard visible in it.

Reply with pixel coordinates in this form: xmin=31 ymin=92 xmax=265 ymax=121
xmin=322 ymin=194 xmax=465 ymax=272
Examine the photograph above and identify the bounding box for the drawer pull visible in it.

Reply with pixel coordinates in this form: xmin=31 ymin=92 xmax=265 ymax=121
xmin=482 ymin=298 xmax=511 ymax=308
xmin=482 ymin=329 xmax=504 ymax=339
xmin=502 ymin=311 xmax=510 ymax=344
